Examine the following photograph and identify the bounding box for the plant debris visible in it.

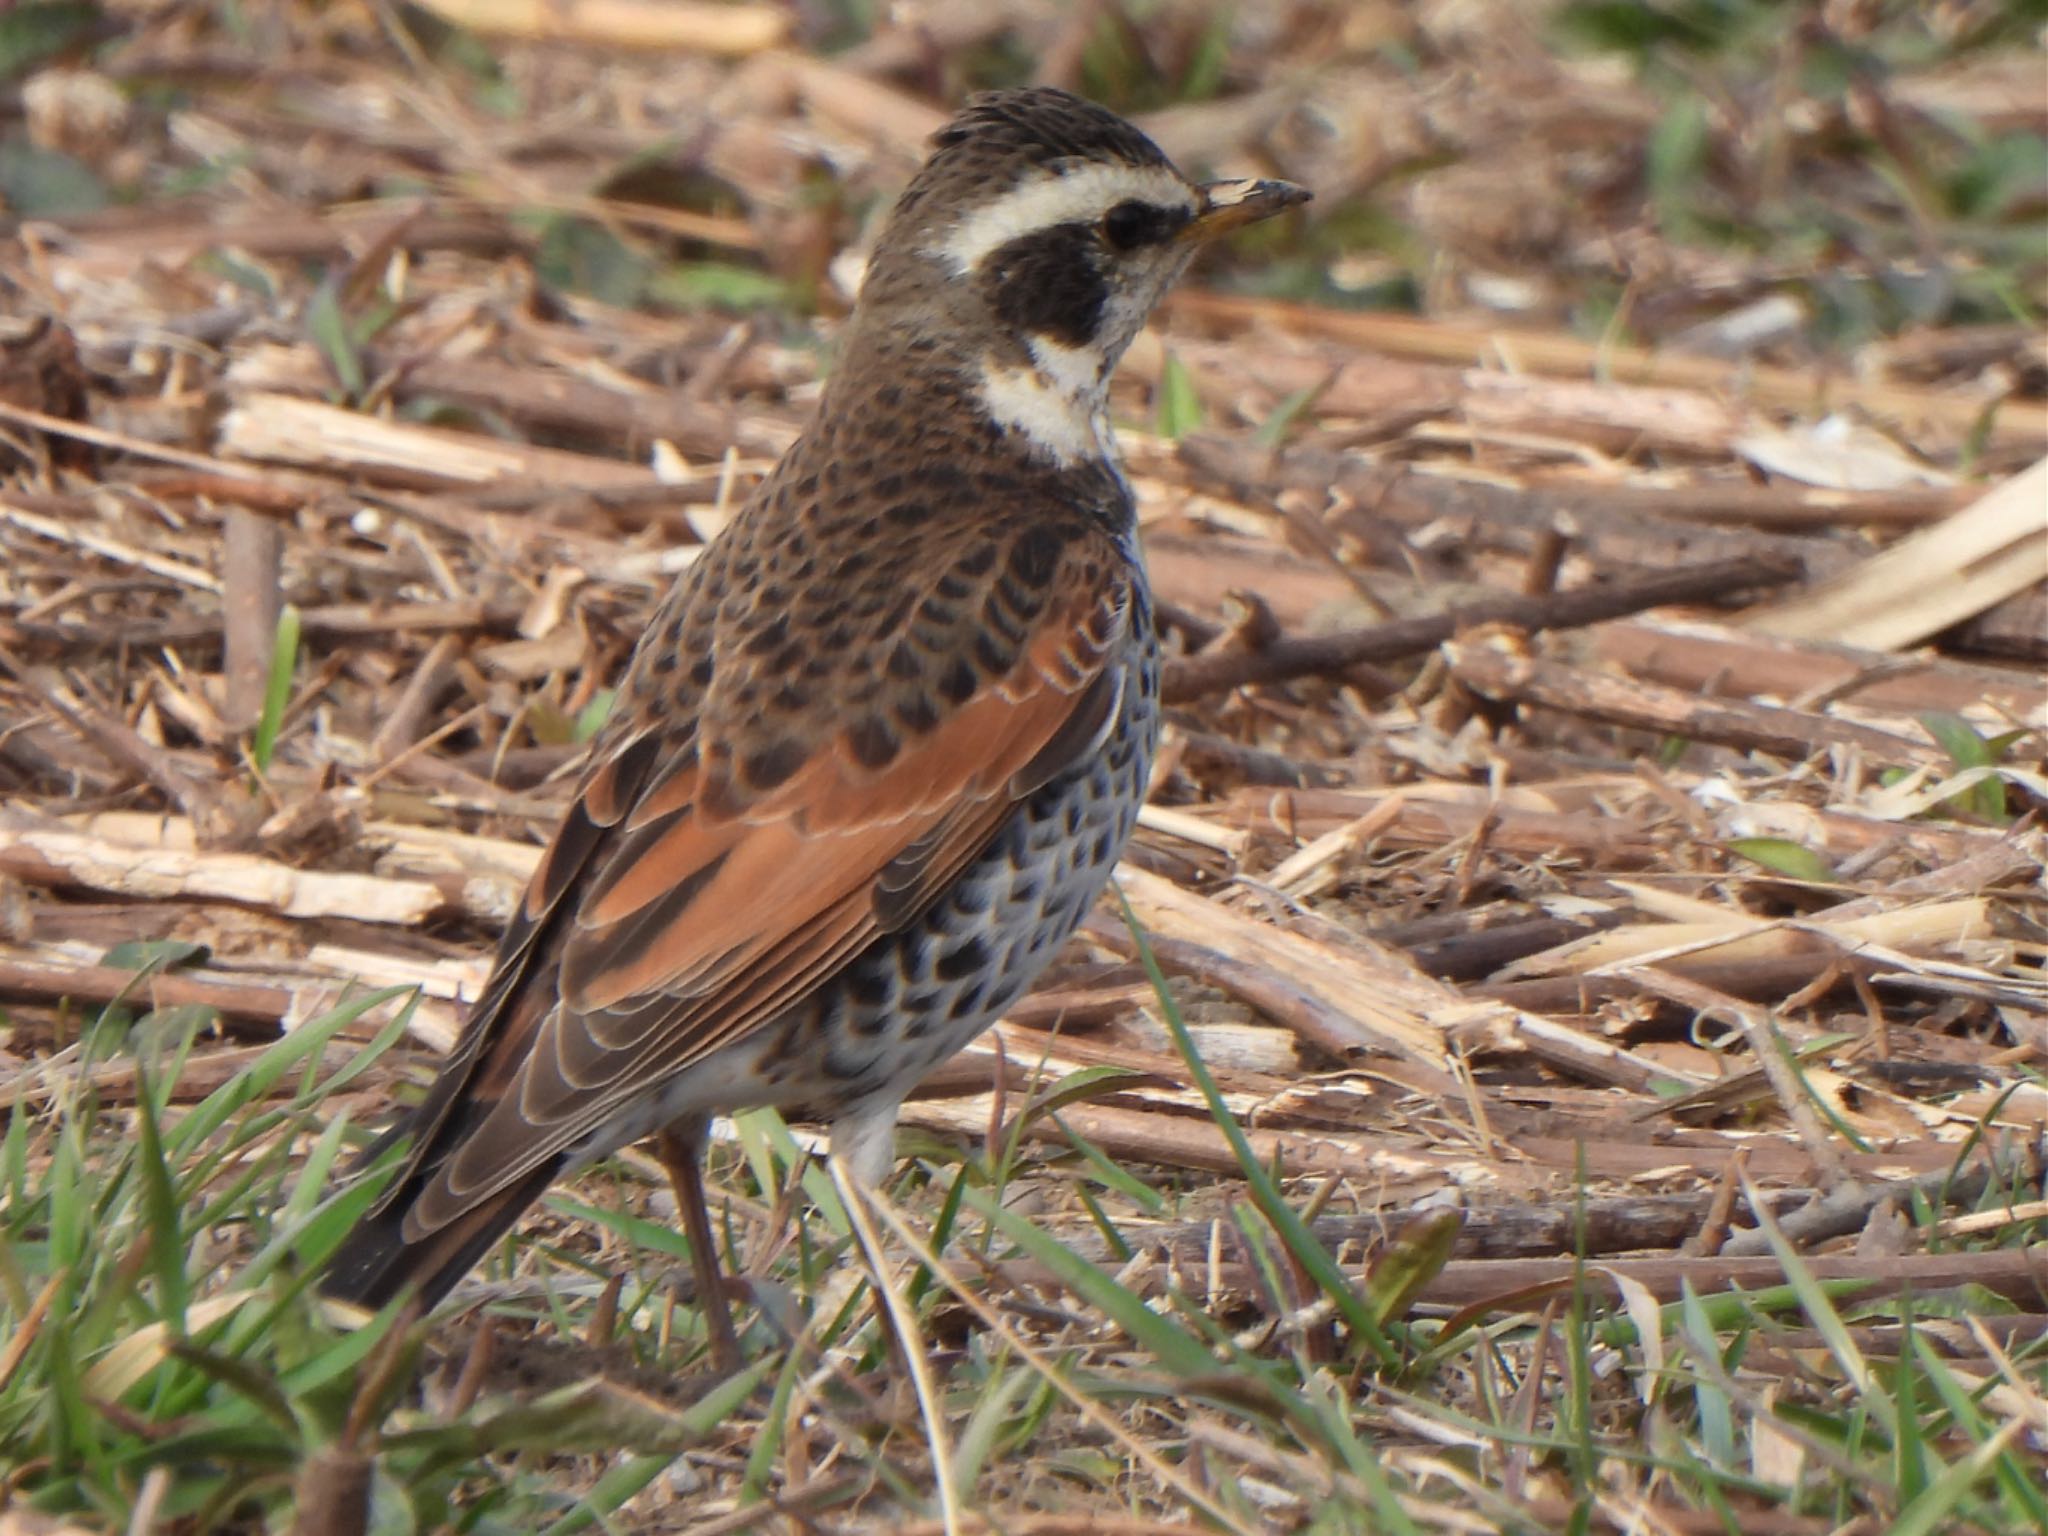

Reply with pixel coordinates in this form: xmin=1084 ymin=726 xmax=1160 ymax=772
xmin=1 ymin=2 xmax=2043 ymax=1532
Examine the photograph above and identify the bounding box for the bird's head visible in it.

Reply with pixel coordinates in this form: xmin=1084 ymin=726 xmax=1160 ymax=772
xmin=843 ymin=88 xmax=1310 ymax=465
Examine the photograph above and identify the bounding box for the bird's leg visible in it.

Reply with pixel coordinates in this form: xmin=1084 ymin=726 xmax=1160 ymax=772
xmin=653 ymin=1120 xmax=743 ymax=1376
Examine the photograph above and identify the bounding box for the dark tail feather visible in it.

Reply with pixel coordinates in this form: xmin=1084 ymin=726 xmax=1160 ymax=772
xmin=321 ymin=1159 xmax=563 ymax=1311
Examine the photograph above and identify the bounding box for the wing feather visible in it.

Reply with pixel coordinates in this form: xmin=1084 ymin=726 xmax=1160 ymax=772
xmin=402 ymin=549 xmax=1132 ymax=1238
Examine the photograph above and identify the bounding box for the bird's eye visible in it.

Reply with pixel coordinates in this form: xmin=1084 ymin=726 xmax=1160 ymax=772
xmin=1100 ymin=200 xmax=1159 ymax=251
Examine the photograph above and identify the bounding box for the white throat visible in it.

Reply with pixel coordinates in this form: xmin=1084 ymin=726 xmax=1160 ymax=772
xmin=977 ymin=336 xmax=1115 ymax=467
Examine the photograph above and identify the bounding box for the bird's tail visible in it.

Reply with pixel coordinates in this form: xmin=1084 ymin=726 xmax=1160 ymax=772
xmin=320 ymin=1158 xmax=562 ymax=1311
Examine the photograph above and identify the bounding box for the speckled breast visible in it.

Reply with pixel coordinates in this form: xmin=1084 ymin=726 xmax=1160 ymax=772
xmin=763 ymin=620 xmax=1160 ymax=1117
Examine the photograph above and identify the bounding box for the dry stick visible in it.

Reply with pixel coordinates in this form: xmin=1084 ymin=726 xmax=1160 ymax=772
xmin=1111 ymin=864 xmax=1459 ymax=1081
xmin=216 ymin=391 xmax=661 ymax=490
xmin=1169 ymin=290 xmax=2047 ymax=448
xmin=15 ymin=598 xmax=528 ymax=653
xmin=1226 ymin=787 xmax=1668 ymax=867
xmin=1687 ymin=1150 xmax=1748 ymax=1258
xmin=1538 ymin=480 xmax=1971 ymax=530
xmin=1052 ymin=1194 xmax=1726 ymax=1268
xmin=1078 ymin=913 xmax=1391 ymax=1069
xmin=1758 ymin=1316 xmax=2048 ymax=1360
xmin=130 ymin=470 xmax=309 ymax=513
xmin=1414 ymin=1246 xmax=2048 ymax=1310
xmin=1446 ymin=641 xmax=1950 ymax=768
xmin=1160 ymin=554 xmax=1801 ymax=703
xmin=1522 ymin=521 xmax=1570 ymax=597
xmin=985 ymin=1234 xmax=2048 ymax=1315
xmin=0 ymin=398 xmax=327 ymax=492
xmin=39 ymin=205 xmax=512 ymax=274
xmin=408 ymin=0 xmax=788 ymax=50
xmin=231 ymin=346 xmax=783 ymax=464
xmin=1819 ymin=838 xmax=2044 ymax=922
xmin=1590 ymin=619 xmax=2045 ymax=726
xmin=0 ymin=498 xmax=221 ymax=592
xmin=220 ymin=507 xmax=284 ymax=732
xmin=0 ymin=813 xmax=451 ymax=922
xmin=369 ymin=633 xmax=465 ymax=765
xmin=7 ymin=667 xmax=243 ymax=845
xmin=1746 ymin=455 xmax=2048 ymax=650
xmin=1509 ymin=1132 xmax=1958 ymax=1183
xmin=0 ymin=959 xmax=293 ymax=1033
xmin=1626 ymin=969 xmax=1853 ymax=1188
xmin=904 ymin=1093 xmax=1960 ymax=1188
xmin=1718 ymin=1146 xmax=2040 ymax=1258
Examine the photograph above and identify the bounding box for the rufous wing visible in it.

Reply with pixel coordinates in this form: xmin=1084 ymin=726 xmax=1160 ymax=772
xmin=395 ymin=548 xmax=1135 ymax=1242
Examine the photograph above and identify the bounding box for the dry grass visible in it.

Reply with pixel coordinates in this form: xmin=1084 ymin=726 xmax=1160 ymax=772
xmin=0 ymin=1 xmax=2043 ymax=1532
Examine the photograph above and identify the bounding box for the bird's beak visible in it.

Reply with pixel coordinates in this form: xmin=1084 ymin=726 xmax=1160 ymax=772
xmin=1182 ymin=178 xmax=1312 ymax=242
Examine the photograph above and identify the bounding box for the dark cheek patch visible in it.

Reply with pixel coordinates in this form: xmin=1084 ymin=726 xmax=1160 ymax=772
xmin=983 ymin=223 xmax=1105 ymax=349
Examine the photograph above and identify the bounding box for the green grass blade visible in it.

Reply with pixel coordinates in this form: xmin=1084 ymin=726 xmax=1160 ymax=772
xmin=741 ymin=1346 xmax=803 ymax=1498
xmin=951 ymin=1361 xmax=1035 ymax=1489
xmin=131 ymin=1062 xmax=190 ymax=1327
xmin=1735 ymin=1169 xmax=1894 ymax=1437
xmin=542 ymin=1452 xmax=670 ymax=1535
xmin=1155 ymin=350 xmax=1204 ymax=439
xmin=1364 ymin=1209 xmax=1461 ymax=1327
xmin=1679 ymin=1280 xmax=1736 ymax=1471
xmin=1115 ymin=886 xmax=1396 ymax=1365
xmin=962 ymin=1183 xmax=1215 ymax=1379
xmin=305 ymin=282 xmax=364 ymax=397
xmin=1887 ymin=1419 xmax=2024 ymax=1536
xmin=250 ymin=603 xmax=302 ymax=774
xmin=1909 ymin=1329 xmax=2048 ymax=1527
xmin=1051 ymin=1110 xmax=1166 ymax=1213
xmin=169 ymin=986 xmax=414 ymax=1155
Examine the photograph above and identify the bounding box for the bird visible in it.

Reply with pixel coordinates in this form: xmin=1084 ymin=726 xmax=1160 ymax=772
xmin=321 ymin=86 xmax=1309 ymax=1367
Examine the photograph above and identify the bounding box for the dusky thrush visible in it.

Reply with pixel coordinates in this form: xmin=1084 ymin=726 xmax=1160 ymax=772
xmin=323 ymin=87 xmax=1309 ymax=1368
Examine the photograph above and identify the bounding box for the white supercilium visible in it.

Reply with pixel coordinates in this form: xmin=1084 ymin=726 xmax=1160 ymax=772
xmin=933 ymin=161 xmax=1194 ymax=275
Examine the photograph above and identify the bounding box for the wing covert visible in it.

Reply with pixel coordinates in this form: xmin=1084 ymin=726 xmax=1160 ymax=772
xmin=403 ymin=535 xmax=1135 ymax=1237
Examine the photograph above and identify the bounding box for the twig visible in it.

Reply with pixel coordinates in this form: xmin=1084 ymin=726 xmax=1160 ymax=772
xmin=1170 ymin=291 xmax=2045 ymax=448
xmin=1412 ymin=1246 xmax=2048 ymax=1309
xmin=221 ymin=507 xmax=284 ymax=731
xmin=1622 ymin=969 xmax=1853 ymax=1188
xmin=1719 ymin=1145 xmax=2039 ymax=1257
xmin=6 ymin=667 xmax=245 ymax=845
xmin=407 ymin=0 xmax=786 ymax=50
xmin=10 ymin=598 xmax=528 ymax=654
xmin=0 ymin=812 xmax=445 ymax=922
xmin=1447 ymin=640 xmax=1952 ymax=767
xmin=1161 ymin=555 xmax=1801 ymax=702
xmin=1078 ymin=913 xmax=1387 ymax=1068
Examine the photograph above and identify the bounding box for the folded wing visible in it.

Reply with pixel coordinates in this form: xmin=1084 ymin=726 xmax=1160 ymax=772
xmin=377 ymin=531 xmax=1134 ymax=1246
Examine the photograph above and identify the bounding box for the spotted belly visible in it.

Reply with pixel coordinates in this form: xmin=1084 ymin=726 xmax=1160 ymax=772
xmin=583 ymin=636 xmax=1160 ymax=1155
